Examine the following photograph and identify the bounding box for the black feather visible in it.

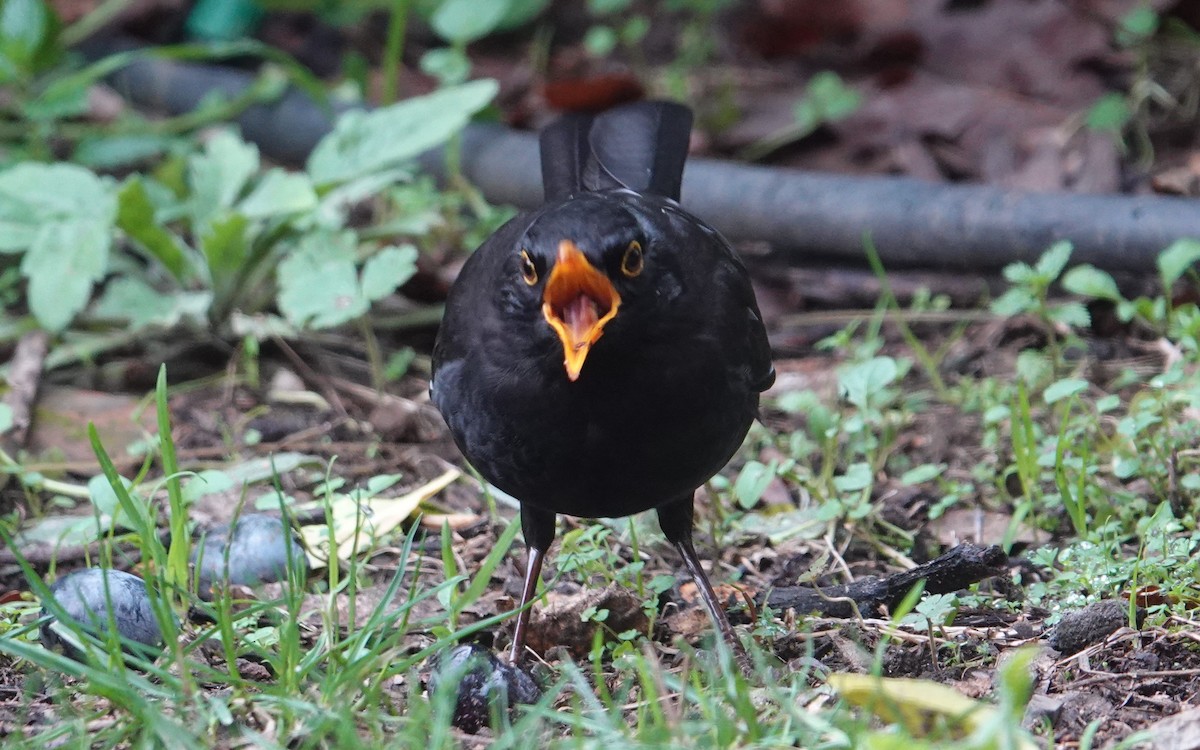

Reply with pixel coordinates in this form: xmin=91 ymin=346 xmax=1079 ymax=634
xmin=539 ymin=101 xmax=693 ymax=202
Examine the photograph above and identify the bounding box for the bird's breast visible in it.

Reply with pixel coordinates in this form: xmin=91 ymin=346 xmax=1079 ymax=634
xmin=452 ymin=340 xmax=756 ymax=520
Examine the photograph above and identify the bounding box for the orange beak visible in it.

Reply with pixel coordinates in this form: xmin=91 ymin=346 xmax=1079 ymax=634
xmin=542 ymin=240 xmax=621 ymax=381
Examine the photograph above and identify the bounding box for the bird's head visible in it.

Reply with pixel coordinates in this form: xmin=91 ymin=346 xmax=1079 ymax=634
xmin=512 ymin=195 xmax=660 ymax=381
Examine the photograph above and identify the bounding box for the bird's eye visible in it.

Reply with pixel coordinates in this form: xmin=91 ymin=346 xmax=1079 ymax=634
xmin=519 ymin=250 xmax=538 ymax=285
xmin=620 ymin=241 xmax=644 ymax=278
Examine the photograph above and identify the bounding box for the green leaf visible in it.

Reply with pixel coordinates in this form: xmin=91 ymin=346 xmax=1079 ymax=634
xmin=430 ymin=0 xmax=510 ymax=43
xmin=238 ymin=168 xmax=317 ymax=218
xmin=0 ymin=0 xmax=57 ymax=81
xmin=277 ymin=231 xmax=366 ymax=328
xmin=188 ymin=130 xmax=259 ymax=229
xmin=1001 ymin=261 xmax=1034 ymax=285
xmin=21 ymin=219 xmax=111 ymax=331
xmin=0 ymin=163 xmax=116 ymax=330
xmin=734 ymin=460 xmax=776 ymax=509
xmin=838 ymin=356 xmax=898 ymax=410
xmin=900 ymin=464 xmax=943 ymax=485
xmin=307 ymin=79 xmax=498 ymax=185
xmin=583 ymin=25 xmax=618 ymax=57
xmin=22 ymin=73 xmax=91 ymax=120
xmin=1048 ymin=300 xmax=1090 ymax=328
xmin=1158 ymin=238 xmax=1200 ymax=288
xmin=361 ymin=244 xmax=418 ymax=302
xmin=1034 ymin=241 xmax=1073 ymax=281
xmin=1117 ymin=6 xmax=1159 ymax=46
xmin=92 ymin=276 xmax=211 ymax=329
xmin=419 ymin=47 xmax=471 ymax=86
xmin=117 ymin=177 xmax=195 ymax=283
xmin=1085 ymin=93 xmax=1131 ymax=134
xmin=806 ymin=71 xmax=861 ymax=121
xmin=1043 ymin=377 xmax=1088 ymax=404
xmin=989 ymin=287 xmax=1036 ymax=317
xmin=75 ymin=134 xmax=175 ymax=169
xmin=1061 ymin=264 xmax=1121 ymax=301
xmin=0 ymin=162 xmax=114 ymax=252
xmin=199 ymin=212 xmax=251 ymax=284
xmin=0 ymin=403 xmax=12 ymax=434
xmin=833 ymin=462 xmax=873 ymax=493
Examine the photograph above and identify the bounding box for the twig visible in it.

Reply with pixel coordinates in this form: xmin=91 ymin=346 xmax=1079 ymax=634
xmin=763 ymin=543 xmax=1008 ymax=617
xmin=1 ymin=330 xmax=49 ymax=454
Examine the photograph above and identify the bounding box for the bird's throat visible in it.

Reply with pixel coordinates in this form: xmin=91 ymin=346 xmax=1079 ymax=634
xmin=541 ymin=241 xmax=622 ymax=382
xmin=561 ymin=295 xmax=600 ymax=343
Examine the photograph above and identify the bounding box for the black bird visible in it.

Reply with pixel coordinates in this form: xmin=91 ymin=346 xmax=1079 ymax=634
xmin=431 ymin=101 xmax=775 ymax=663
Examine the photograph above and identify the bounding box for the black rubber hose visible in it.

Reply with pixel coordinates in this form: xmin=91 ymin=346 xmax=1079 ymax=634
xmin=103 ymin=54 xmax=1200 ymax=273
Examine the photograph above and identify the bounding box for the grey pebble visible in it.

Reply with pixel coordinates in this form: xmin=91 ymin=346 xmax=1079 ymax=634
xmin=192 ymin=513 xmax=307 ymax=599
xmin=41 ymin=568 xmax=165 ymax=654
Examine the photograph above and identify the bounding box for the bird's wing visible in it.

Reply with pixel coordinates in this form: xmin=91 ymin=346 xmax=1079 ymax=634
xmin=539 ymin=101 xmax=693 ymax=202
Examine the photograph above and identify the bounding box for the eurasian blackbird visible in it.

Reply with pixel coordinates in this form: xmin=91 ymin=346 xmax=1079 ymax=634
xmin=431 ymin=101 xmax=775 ymax=663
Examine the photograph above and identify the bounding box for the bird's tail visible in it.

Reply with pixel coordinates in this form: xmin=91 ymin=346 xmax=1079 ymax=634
xmin=539 ymin=101 xmax=693 ymax=203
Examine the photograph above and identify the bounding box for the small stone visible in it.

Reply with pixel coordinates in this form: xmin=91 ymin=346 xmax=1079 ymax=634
xmin=192 ymin=514 xmax=307 ymax=600
xmin=427 ymin=644 xmax=541 ymax=733
xmin=1048 ymin=599 xmax=1140 ymax=654
xmin=41 ymin=568 xmax=165 ymax=656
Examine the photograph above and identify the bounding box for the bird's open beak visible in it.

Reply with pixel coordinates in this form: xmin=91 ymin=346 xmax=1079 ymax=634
xmin=542 ymin=240 xmax=622 ymax=381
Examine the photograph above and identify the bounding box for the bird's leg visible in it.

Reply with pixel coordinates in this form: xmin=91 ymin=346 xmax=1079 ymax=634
xmin=509 ymin=505 xmax=557 ymax=664
xmin=657 ymin=494 xmax=750 ymax=666
xmin=508 ymin=546 xmax=544 ymax=664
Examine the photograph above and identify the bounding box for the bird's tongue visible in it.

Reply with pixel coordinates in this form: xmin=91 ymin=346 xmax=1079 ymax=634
xmin=562 ymin=295 xmax=601 ymax=348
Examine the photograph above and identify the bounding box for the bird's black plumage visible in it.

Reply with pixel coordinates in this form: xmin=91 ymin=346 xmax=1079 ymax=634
xmin=431 ymin=101 xmax=774 ymax=664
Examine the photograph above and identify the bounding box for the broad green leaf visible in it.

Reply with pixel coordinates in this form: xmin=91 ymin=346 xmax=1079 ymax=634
xmin=583 ymin=26 xmax=618 ymax=58
xmin=361 ymin=244 xmax=418 ymax=302
xmin=181 ymin=469 xmax=234 ymax=503
xmin=430 ymin=0 xmax=509 ymax=43
xmin=806 ymin=71 xmax=861 ymax=122
xmin=117 ymin=177 xmax=195 ymax=283
xmin=277 ymin=231 xmax=366 ymax=328
xmin=188 ymin=130 xmax=259 ymax=228
xmin=0 ymin=0 xmax=56 ymax=80
xmin=0 ymin=163 xmax=116 ymax=329
xmin=833 ymin=462 xmax=873 ymax=493
xmin=838 ymin=356 xmax=898 ymax=410
xmin=14 ymin=514 xmax=107 ymax=547
xmin=200 ymin=212 xmax=251 ymax=283
xmin=1001 ymin=261 xmax=1034 ymax=285
xmin=1048 ymin=300 xmax=1090 ymax=328
xmin=310 ymin=167 xmax=411 ymax=229
xmin=1034 ymin=240 xmax=1073 ymax=281
xmin=419 ymin=47 xmax=471 ymax=86
xmin=20 ymin=219 xmax=110 ymax=331
xmin=734 ymin=460 xmax=776 ymax=509
xmin=22 ymin=73 xmax=90 ymax=120
xmin=990 ymin=287 xmax=1035 ymax=317
xmin=900 ymin=464 xmax=943 ymax=485
xmin=1085 ymin=93 xmax=1131 ymax=134
xmin=0 ymin=403 xmax=11 ymax=434
xmin=307 ymin=79 xmax=498 ymax=185
xmin=1158 ymin=238 xmax=1200 ymax=288
xmin=0 ymin=161 xmax=114 ymax=230
xmin=1043 ymin=378 xmax=1088 ymax=404
xmin=93 ymin=276 xmax=211 ymax=329
xmin=75 ymin=134 xmax=174 ymax=169
xmin=1061 ymin=264 xmax=1121 ymax=301
xmin=239 ymin=168 xmax=317 ymax=218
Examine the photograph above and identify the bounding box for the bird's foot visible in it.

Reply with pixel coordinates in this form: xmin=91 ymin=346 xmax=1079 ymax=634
xmin=427 ymin=643 xmax=541 ymax=733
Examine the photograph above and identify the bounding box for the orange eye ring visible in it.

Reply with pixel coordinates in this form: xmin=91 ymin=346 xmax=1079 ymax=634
xmin=620 ymin=241 xmax=644 ymax=277
xmin=519 ymin=250 xmax=538 ymax=285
